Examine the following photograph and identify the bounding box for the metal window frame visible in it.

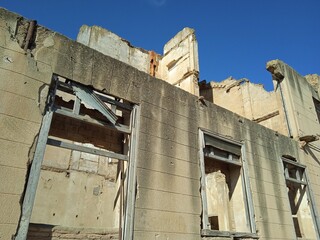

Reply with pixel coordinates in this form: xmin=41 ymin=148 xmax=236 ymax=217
xmin=281 ymin=157 xmax=320 ymax=239
xmin=15 ymin=75 xmax=140 ymax=240
xmin=199 ymin=129 xmax=256 ymax=237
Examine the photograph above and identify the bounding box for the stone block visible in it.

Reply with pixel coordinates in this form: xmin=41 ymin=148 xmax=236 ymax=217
xmin=78 ymin=25 xmax=149 ymax=74
xmin=78 ymin=158 xmax=98 ymax=173
xmin=0 ymin=223 xmax=17 ymax=240
xmin=142 ymin=86 xmax=175 ymax=112
xmin=137 ymin=149 xmax=200 ymax=179
xmin=254 ymin=205 xmax=292 ymax=225
xmin=0 ymin=166 xmax=26 ymax=195
xmin=0 ymin=114 xmax=40 ymax=145
xmin=91 ymin=52 xmax=114 ymax=93
xmin=0 ymin=89 xmax=42 ymax=123
xmin=136 ymin=168 xmax=200 ymax=196
xmin=134 ymin=208 xmax=200 ymax=234
xmin=255 ymin=221 xmax=295 ymax=239
xmin=42 ymin=145 xmax=71 ymax=170
xmin=31 ymin=170 xmax=119 ymax=229
xmin=134 ymin=231 xmax=200 ymax=240
xmin=0 ymin=193 xmax=21 ymax=224
xmin=164 ymin=27 xmax=195 ymax=54
xmin=248 ymin=164 xmax=285 ymax=186
xmin=109 ymin=60 xmax=136 ymax=99
xmin=138 ymin=132 xmax=198 ymax=163
xmin=0 ymin=69 xmax=47 ymax=101
xmin=0 ymin=46 xmax=52 ymax=84
xmin=97 ymin=156 xmax=117 ymax=180
xmin=249 ymin=177 xmax=288 ymax=199
xmin=136 ymin=188 xmax=201 ymax=215
xmin=0 ymin=138 xmax=29 ymax=168
xmin=0 ymin=8 xmax=19 ymax=34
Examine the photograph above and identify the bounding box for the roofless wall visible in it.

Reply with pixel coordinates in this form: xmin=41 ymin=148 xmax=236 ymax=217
xmin=0 ymin=8 xmax=319 ymax=240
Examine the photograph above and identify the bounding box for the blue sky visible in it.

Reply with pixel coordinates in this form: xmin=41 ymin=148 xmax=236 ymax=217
xmin=1 ymin=0 xmax=319 ymax=91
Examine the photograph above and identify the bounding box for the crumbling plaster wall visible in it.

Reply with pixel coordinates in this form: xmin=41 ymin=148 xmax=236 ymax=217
xmin=77 ymin=26 xmax=200 ymax=96
xmin=0 ymin=8 xmax=319 ymax=240
xmin=156 ymin=27 xmax=200 ymax=96
xmin=199 ymin=78 xmax=288 ymax=135
xmin=0 ymin=9 xmax=53 ymax=239
xmin=267 ymin=60 xmax=320 ymax=139
xmin=267 ymin=60 xmax=320 ymax=215
xmin=77 ymin=25 xmax=150 ymax=74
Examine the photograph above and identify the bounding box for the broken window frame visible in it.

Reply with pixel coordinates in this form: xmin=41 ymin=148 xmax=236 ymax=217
xmin=281 ymin=156 xmax=320 ymax=239
xmin=15 ymin=75 xmax=140 ymax=240
xmin=199 ymin=129 xmax=257 ymax=239
xmin=313 ymin=97 xmax=320 ymax=124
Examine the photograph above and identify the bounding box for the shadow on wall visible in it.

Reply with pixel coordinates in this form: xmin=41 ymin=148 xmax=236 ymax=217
xmin=27 ymin=223 xmax=119 ymax=239
xmin=27 ymin=224 xmax=53 ymax=240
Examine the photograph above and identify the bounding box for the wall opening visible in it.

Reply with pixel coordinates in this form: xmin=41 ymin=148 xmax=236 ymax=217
xmin=199 ymin=130 xmax=256 ymax=238
xmin=16 ymin=75 xmax=139 ymax=240
xmin=282 ymin=156 xmax=320 ymax=239
xmin=312 ymin=97 xmax=320 ymax=124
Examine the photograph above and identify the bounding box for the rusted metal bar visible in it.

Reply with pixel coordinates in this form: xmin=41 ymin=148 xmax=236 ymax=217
xmin=24 ymin=20 xmax=37 ymax=51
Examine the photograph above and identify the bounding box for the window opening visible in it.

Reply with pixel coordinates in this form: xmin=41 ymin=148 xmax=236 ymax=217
xmin=199 ymin=130 xmax=256 ymax=238
xmin=313 ymin=97 xmax=320 ymax=123
xmin=16 ymin=75 xmax=139 ymax=240
xmin=282 ymin=156 xmax=320 ymax=239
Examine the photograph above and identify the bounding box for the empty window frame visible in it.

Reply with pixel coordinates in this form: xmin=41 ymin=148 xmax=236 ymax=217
xmin=199 ymin=130 xmax=256 ymax=238
xmin=282 ymin=156 xmax=320 ymax=239
xmin=313 ymin=97 xmax=320 ymax=123
xmin=15 ymin=75 xmax=140 ymax=240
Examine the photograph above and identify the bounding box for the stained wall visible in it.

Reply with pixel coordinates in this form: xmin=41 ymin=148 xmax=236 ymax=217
xmin=0 ymin=8 xmax=319 ymax=240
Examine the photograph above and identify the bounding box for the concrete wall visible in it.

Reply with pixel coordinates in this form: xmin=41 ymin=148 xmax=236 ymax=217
xmin=266 ymin=60 xmax=320 ymax=139
xmin=0 ymin=8 xmax=319 ymax=240
xmin=156 ymin=27 xmax=200 ymax=96
xmin=0 ymin=9 xmax=52 ymax=239
xmin=267 ymin=60 xmax=320 ymax=222
xmin=200 ymin=78 xmax=288 ymax=135
xmin=77 ymin=25 xmax=150 ymax=74
xmin=77 ymin=25 xmax=200 ymax=96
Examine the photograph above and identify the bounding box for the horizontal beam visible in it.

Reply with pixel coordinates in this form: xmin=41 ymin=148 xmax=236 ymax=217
xmin=286 ymin=177 xmax=307 ymax=186
xmin=204 ymin=152 xmax=242 ymax=166
xmin=253 ymin=110 xmax=279 ymax=123
xmin=57 ymin=81 xmax=133 ymax=111
xmin=47 ymin=138 xmax=129 ymax=161
xmin=201 ymin=229 xmax=259 ymax=239
xmin=54 ymin=107 xmax=131 ymax=134
xmin=282 ymin=157 xmax=306 ymax=169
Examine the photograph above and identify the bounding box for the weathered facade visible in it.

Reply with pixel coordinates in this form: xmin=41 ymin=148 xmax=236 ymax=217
xmin=0 ymin=8 xmax=319 ymax=240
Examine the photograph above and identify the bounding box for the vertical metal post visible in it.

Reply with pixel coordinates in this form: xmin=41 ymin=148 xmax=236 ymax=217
xmin=198 ymin=129 xmax=210 ymax=229
xmin=123 ymin=105 xmax=140 ymax=240
xmin=15 ymin=77 xmax=57 ymax=240
xmin=277 ymin=80 xmax=292 ymax=138
xmin=241 ymin=143 xmax=256 ymax=233
xmin=73 ymin=96 xmax=81 ymax=114
xmin=304 ymin=170 xmax=320 ymax=239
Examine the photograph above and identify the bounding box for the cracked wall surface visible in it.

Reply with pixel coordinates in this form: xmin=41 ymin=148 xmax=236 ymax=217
xmin=199 ymin=77 xmax=288 ymax=135
xmin=77 ymin=26 xmax=199 ymax=96
xmin=0 ymin=7 xmax=320 ymax=240
xmin=0 ymin=9 xmax=52 ymax=239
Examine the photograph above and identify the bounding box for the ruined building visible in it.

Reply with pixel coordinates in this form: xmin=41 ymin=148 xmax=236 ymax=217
xmin=0 ymin=7 xmax=320 ymax=240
